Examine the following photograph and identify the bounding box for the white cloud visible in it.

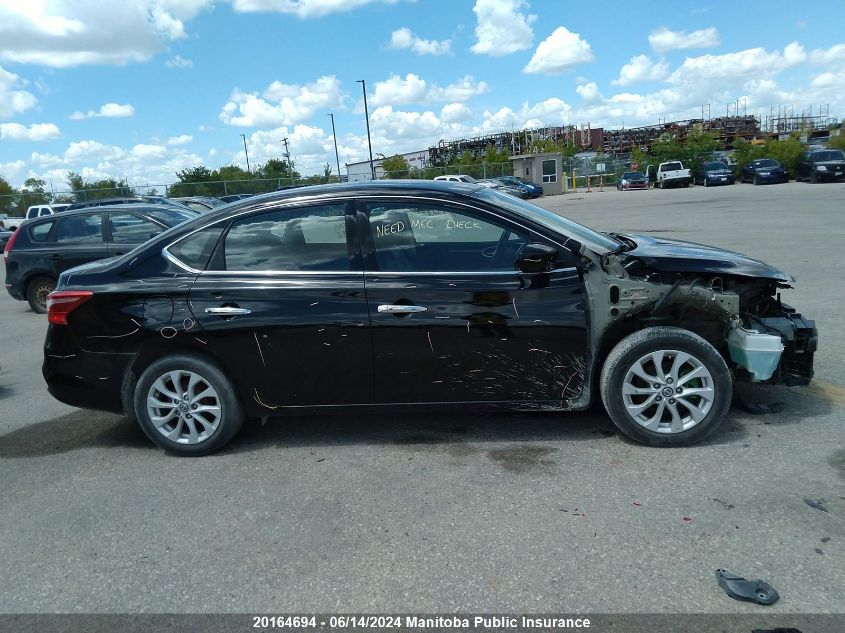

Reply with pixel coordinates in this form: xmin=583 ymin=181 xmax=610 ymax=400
xmin=368 ymin=74 xmax=489 ymax=108
xmin=167 ymin=134 xmax=193 ymax=145
xmin=0 ymin=1 xmax=212 ymax=67
xmin=427 ymin=76 xmax=489 ymax=103
xmin=440 ymin=103 xmax=473 ymax=123
xmin=471 ymin=0 xmax=535 ymax=57
xmin=389 ymin=27 xmax=451 ymax=55
xmin=649 ymin=26 xmax=720 ymax=52
xmin=0 ymin=64 xmax=37 ymax=120
xmin=165 ymin=55 xmax=193 ymax=68
xmin=219 ymin=75 xmax=343 ymax=127
xmin=0 ymin=122 xmax=62 ymax=141
xmin=70 ymin=103 xmax=135 ymax=120
xmin=809 ymin=43 xmax=845 ymax=64
xmin=370 ymin=73 xmax=428 ymax=107
xmin=613 ymin=54 xmax=670 ymax=85
xmin=667 ymin=45 xmax=803 ymax=84
xmin=575 ymin=82 xmax=601 ymax=103
xmin=523 ymin=26 xmax=593 ymax=74
xmin=227 ymin=0 xmax=400 ymax=18
xmin=22 ymin=139 xmax=205 ymax=189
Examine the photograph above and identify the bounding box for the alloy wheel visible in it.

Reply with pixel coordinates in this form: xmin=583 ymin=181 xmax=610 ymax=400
xmin=622 ymin=349 xmax=715 ymax=434
xmin=146 ymin=370 xmax=222 ymax=444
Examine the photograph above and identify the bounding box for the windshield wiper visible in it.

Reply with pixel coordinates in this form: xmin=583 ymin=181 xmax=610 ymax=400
xmin=603 ymin=232 xmax=636 ymax=252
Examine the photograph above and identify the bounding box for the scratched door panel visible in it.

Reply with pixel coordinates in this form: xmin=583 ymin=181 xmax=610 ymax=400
xmin=365 ymin=271 xmax=587 ymax=404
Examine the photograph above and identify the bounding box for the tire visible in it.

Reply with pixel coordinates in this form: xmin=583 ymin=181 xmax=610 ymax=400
xmin=133 ymin=353 xmax=244 ymax=456
xmin=599 ymin=327 xmax=732 ymax=447
xmin=27 ymin=276 xmax=55 ymax=314
xmin=682 ymin=181 xmax=690 ymax=188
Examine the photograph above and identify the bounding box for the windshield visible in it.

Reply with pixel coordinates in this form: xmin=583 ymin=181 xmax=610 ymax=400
xmin=459 ymin=175 xmax=478 ymax=183
xmin=753 ymin=159 xmax=779 ymax=168
xmin=813 ymin=150 xmax=845 ymax=162
xmin=704 ymin=162 xmax=727 ymax=170
xmin=147 ymin=208 xmax=199 ymax=226
xmin=622 ymin=172 xmax=643 ymax=179
xmin=472 ymin=187 xmax=620 ymax=254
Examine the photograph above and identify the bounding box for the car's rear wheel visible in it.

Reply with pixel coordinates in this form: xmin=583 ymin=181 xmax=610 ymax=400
xmin=600 ymin=327 xmax=732 ymax=446
xmin=134 ymin=354 xmax=244 ymax=456
xmin=27 ymin=276 xmax=55 ymax=313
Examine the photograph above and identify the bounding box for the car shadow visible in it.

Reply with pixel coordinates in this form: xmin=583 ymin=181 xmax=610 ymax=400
xmin=1 ymin=382 xmax=833 ymax=459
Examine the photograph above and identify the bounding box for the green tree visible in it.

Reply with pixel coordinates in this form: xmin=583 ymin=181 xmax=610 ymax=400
xmin=761 ymin=134 xmax=805 ymax=178
xmin=0 ymin=175 xmax=18 ymax=216
xmin=66 ymin=171 xmax=133 ymax=200
xmin=17 ymin=178 xmax=51 ymax=211
xmin=829 ymin=131 xmax=845 ymax=151
xmin=381 ymin=154 xmax=410 ymax=178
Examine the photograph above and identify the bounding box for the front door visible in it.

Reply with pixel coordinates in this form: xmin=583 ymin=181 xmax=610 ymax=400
xmin=187 ymin=200 xmax=372 ymax=408
xmin=358 ymin=197 xmax=588 ymax=406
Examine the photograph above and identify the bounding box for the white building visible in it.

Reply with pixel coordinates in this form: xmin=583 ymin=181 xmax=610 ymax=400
xmin=346 ymin=149 xmax=429 ymax=181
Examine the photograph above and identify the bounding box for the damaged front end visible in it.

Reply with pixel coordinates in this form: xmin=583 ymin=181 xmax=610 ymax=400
xmin=578 ymin=233 xmax=817 ymax=391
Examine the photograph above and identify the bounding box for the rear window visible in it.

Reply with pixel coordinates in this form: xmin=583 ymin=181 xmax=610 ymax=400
xmin=55 ymin=214 xmax=103 ymax=244
xmin=30 ymin=221 xmax=54 ymax=242
xmin=661 ymin=162 xmax=683 ymax=171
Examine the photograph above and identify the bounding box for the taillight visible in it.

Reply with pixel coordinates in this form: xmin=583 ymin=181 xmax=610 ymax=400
xmin=3 ymin=227 xmax=19 ymax=264
xmin=47 ymin=290 xmax=94 ymax=325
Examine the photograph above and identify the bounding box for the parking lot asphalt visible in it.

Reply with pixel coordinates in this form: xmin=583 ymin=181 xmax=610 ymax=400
xmin=0 ymin=181 xmax=843 ymax=614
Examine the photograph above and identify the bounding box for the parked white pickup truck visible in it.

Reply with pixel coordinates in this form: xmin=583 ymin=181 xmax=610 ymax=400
xmin=656 ymin=161 xmax=691 ymax=188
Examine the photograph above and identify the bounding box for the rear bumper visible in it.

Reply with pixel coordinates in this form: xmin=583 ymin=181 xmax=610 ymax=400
xmin=754 ymin=173 xmax=788 ymax=184
xmin=43 ymin=348 xmax=131 ymax=414
xmin=705 ymin=175 xmax=735 ymax=185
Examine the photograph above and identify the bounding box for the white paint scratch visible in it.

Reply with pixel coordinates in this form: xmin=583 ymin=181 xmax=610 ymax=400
xmin=253 ymin=332 xmax=266 ymax=367
xmin=427 ymin=331 xmax=434 ymax=353
xmin=512 ymin=298 xmax=519 ymax=317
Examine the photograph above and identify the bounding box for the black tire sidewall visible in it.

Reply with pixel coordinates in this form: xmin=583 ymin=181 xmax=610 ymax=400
xmin=602 ymin=329 xmax=732 ymax=446
xmin=133 ymin=354 xmax=244 ymax=456
xmin=27 ymin=276 xmax=55 ymax=313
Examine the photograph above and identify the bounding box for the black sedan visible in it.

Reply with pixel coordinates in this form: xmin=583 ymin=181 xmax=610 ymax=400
xmin=42 ymin=181 xmax=816 ymax=456
xmin=694 ymin=161 xmax=735 ymax=186
xmin=4 ymin=204 xmax=197 ymax=313
xmin=795 ymin=149 xmax=845 ymax=183
xmin=740 ymin=159 xmax=789 ymax=185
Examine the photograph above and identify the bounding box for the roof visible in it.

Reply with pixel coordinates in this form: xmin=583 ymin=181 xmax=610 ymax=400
xmin=24 ymin=203 xmax=195 ymax=221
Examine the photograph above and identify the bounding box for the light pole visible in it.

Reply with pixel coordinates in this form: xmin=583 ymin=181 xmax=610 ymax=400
xmin=356 ymin=79 xmax=375 ymax=180
xmin=281 ymin=137 xmax=295 ymax=185
xmin=327 ymin=113 xmax=342 ymax=183
xmin=240 ymin=133 xmax=251 ymax=174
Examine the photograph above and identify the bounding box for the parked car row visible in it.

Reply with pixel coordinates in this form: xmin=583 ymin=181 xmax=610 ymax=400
xmin=433 ymin=174 xmax=544 ymax=198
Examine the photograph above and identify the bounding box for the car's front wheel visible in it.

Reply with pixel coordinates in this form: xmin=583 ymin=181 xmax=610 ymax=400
xmin=600 ymin=327 xmax=732 ymax=446
xmin=134 ymin=353 xmax=244 ymax=456
xmin=27 ymin=276 xmax=55 ymax=313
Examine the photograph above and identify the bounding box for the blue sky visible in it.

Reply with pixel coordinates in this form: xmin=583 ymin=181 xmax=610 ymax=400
xmin=1 ymin=0 xmax=844 ymax=189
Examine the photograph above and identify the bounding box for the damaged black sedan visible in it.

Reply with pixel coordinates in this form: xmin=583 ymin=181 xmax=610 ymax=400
xmin=42 ymin=181 xmax=817 ymax=455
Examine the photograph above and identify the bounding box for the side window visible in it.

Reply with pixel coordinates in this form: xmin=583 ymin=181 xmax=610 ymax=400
xmin=366 ymin=202 xmax=529 ymax=272
xmin=108 ymin=213 xmax=163 ymax=243
xmin=55 ymin=214 xmax=103 ymax=244
xmin=39 ymin=208 xmax=52 ymax=217
xmin=220 ymin=204 xmax=348 ymax=272
xmin=30 ymin=221 xmax=54 ymax=242
xmin=168 ymin=225 xmax=224 ymax=271
xmin=542 ymin=159 xmax=557 ymax=183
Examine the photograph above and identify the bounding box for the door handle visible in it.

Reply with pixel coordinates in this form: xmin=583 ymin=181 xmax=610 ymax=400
xmin=205 ymin=306 xmax=252 ymax=315
xmin=377 ymin=304 xmax=428 ymax=314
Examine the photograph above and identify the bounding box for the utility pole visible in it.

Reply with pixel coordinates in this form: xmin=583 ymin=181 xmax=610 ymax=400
xmin=240 ymin=133 xmax=251 ymax=174
xmin=281 ymin=137 xmax=295 ymax=185
xmin=327 ymin=113 xmax=342 ymax=183
xmin=356 ymin=79 xmax=376 ymax=180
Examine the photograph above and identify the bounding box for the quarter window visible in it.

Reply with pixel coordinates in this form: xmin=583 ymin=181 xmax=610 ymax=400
xmin=30 ymin=221 xmax=54 ymax=242
xmin=366 ymin=202 xmax=529 ymax=272
xmin=168 ymin=225 xmax=224 ymax=271
xmin=109 ymin=213 xmax=163 ymax=243
xmin=55 ymin=214 xmax=103 ymax=244
xmin=221 ymin=204 xmax=348 ymax=271
xmin=542 ymin=159 xmax=557 ymax=183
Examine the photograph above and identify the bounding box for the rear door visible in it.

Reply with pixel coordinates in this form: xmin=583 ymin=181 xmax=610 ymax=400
xmin=358 ymin=196 xmax=588 ymax=406
xmin=186 ymin=199 xmax=372 ymax=408
xmin=49 ymin=212 xmax=109 ymax=274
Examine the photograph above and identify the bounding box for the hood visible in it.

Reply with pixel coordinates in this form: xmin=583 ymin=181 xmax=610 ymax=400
xmin=620 ymin=234 xmax=793 ymax=282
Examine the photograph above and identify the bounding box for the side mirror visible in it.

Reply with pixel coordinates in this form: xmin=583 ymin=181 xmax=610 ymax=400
xmin=517 ymin=242 xmax=558 ymax=273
